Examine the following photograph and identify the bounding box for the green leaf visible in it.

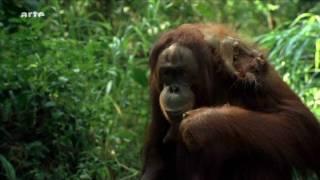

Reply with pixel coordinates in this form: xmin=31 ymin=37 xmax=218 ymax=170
xmin=266 ymin=3 xmax=279 ymax=11
xmin=0 ymin=154 xmax=16 ymax=180
xmin=315 ymin=39 xmax=320 ymax=71
xmin=44 ymin=101 xmax=56 ymax=108
xmin=314 ymin=107 xmax=320 ymax=119
xmin=291 ymin=13 xmax=314 ymax=27
xmin=131 ymin=67 xmax=148 ymax=87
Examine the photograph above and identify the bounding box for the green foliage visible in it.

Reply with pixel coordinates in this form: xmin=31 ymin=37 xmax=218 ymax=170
xmin=0 ymin=0 xmax=319 ymax=179
xmin=257 ymin=13 xmax=320 ymax=117
xmin=316 ymin=39 xmax=320 ymax=70
xmin=0 ymin=155 xmax=16 ymax=180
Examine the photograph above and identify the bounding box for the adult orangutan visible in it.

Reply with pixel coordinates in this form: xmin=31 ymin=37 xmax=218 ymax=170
xmin=141 ymin=23 xmax=320 ymax=180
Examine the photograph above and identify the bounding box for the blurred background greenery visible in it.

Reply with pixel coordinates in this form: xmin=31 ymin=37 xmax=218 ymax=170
xmin=0 ymin=0 xmax=319 ymax=179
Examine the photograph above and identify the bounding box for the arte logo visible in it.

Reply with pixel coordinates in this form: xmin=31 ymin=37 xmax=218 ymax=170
xmin=20 ymin=11 xmax=45 ymax=18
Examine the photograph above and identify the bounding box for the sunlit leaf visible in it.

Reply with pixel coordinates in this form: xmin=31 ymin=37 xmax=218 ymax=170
xmin=316 ymin=39 xmax=320 ymax=71
xmin=266 ymin=3 xmax=279 ymax=11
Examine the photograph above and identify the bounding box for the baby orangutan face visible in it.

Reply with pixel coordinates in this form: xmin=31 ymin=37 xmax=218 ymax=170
xmin=205 ymin=35 xmax=266 ymax=84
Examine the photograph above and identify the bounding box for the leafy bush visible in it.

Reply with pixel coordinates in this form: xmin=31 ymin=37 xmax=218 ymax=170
xmin=257 ymin=13 xmax=320 ymax=117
